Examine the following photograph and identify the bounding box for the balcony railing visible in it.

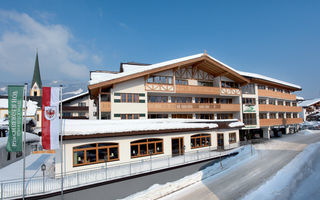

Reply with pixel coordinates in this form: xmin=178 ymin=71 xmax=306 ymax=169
xmin=258 ymin=89 xmax=296 ymax=100
xmin=259 ymin=104 xmax=302 ymax=112
xmin=62 ymin=106 xmax=89 ymax=111
xmin=148 ymin=103 xmax=240 ymax=112
xmin=175 ymin=85 xmax=221 ymax=95
xmin=259 ymin=118 xmax=303 ymax=127
xmin=101 ymin=102 xmax=111 ymax=112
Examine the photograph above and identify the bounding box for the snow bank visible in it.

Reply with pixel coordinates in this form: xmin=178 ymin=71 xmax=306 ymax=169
xmin=242 ymin=141 xmax=320 ymax=200
xmin=63 ymin=119 xmax=222 ymax=136
xmin=123 ymin=145 xmax=255 ymax=200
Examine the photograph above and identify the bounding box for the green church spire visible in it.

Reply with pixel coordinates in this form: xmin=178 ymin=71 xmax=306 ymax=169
xmin=31 ymin=52 xmax=42 ymax=89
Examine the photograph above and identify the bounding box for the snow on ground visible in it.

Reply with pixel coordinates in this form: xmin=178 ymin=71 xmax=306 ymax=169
xmin=242 ymin=140 xmax=320 ymax=200
xmin=0 ymin=152 xmax=55 ymax=182
xmin=298 ymin=129 xmax=320 ymax=135
xmin=123 ymin=145 xmax=256 ymax=200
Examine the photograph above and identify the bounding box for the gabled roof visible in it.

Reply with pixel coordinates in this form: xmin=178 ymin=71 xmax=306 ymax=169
xmin=238 ymin=71 xmax=302 ymax=91
xmin=31 ymin=52 xmax=42 ymax=89
xmin=298 ymin=98 xmax=320 ymax=107
xmin=88 ymin=53 xmax=250 ymax=91
xmin=62 ymin=91 xmax=89 ymax=103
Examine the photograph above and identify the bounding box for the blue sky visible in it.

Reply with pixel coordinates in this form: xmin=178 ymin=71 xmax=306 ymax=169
xmin=0 ymin=0 xmax=319 ymax=98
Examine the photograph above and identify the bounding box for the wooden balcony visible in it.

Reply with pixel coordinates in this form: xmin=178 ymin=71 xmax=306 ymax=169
xmin=259 ymin=118 xmax=303 ymax=127
xmin=62 ymin=106 xmax=88 ymax=111
xmin=101 ymin=102 xmax=111 ymax=112
xmin=258 ymin=89 xmax=296 ymax=100
xmin=259 ymin=104 xmax=302 ymax=112
xmin=148 ymin=103 xmax=240 ymax=113
xmin=175 ymin=85 xmax=221 ymax=95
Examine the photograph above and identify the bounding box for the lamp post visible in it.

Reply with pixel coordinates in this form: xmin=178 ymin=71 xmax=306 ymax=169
xmin=41 ymin=164 xmax=46 ymax=193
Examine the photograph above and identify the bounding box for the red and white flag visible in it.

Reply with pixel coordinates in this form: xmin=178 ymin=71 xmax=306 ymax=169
xmin=42 ymin=87 xmax=60 ymax=150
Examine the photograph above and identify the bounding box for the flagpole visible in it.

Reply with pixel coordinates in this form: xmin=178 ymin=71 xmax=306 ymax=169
xmin=22 ymin=83 xmax=28 ymax=199
xmin=60 ymin=85 xmax=64 ymax=199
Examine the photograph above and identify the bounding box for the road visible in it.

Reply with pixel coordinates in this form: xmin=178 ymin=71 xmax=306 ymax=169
xmin=161 ymin=132 xmax=320 ymax=200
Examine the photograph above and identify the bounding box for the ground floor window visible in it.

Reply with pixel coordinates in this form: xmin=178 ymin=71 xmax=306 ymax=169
xmin=172 ymin=114 xmax=193 ymax=119
xmin=195 ymin=114 xmax=214 ymax=119
xmin=148 ymin=113 xmax=169 ymax=119
xmin=131 ymin=138 xmax=163 ymax=158
xmin=229 ymin=132 xmax=236 ymax=144
xmin=217 ymin=113 xmax=233 ymax=119
xmin=121 ymin=114 xmax=139 ymax=119
xmin=73 ymin=143 xmax=119 ymax=167
xmin=243 ymin=113 xmax=257 ymax=125
xmin=191 ymin=134 xmax=211 ymax=149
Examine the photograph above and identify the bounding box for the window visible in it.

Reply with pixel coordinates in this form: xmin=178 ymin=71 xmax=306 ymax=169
xmin=16 ymin=151 xmax=22 ymax=158
xmin=258 ymin=85 xmax=266 ymax=90
xmin=259 ymin=113 xmax=267 ymax=119
xmin=196 ymin=114 xmax=214 ymax=119
xmin=242 ymin=98 xmax=256 ymax=105
xmin=221 ymin=81 xmax=239 ymax=88
xmin=195 ymin=97 xmax=214 ymax=104
xmin=243 ymin=113 xmax=257 ymax=125
xmin=268 ymin=87 xmax=275 ymax=91
xmin=175 ymin=79 xmax=188 ymax=85
xmin=216 ymin=98 xmax=232 ymax=104
xmin=286 ymin=113 xmax=292 ymax=118
xmin=172 ymin=114 xmax=193 ymax=119
xmin=191 ymin=134 xmax=211 ymax=149
xmin=78 ymin=102 xmax=86 ymax=107
xmin=198 ymin=81 xmax=214 ymax=87
xmin=293 ymin=113 xmax=298 ymax=118
xmin=101 ymin=112 xmax=110 ymax=119
xmin=148 ymin=114 xmax=169 ymax=119
xmin=148 ymin=96 xmax=168 ymax=103
xmin=270 ymin=113 xmax=277 ymax=119
xmin=259 ymin=98 xmax=267 ymax=104
xmin=121 ymin=114 xmax=139 ymax=120
xmin=101 ymin=94 xmax=111 ymax=102
xmin=285 ymin=101 xmax=291 ymax=106
xmin=7 ymin=152 xmax=11 ymax=161
xmin=269 ymin=99 xmax=276 ymax=105
xmin=63 ymin=112 xmax=72 ymax=117
xmin=171 ymin=96 xmax=192 ymax=103
xmin=79 ymin=112 xmax=86 ymax=116
xmin=241 ymin=83 xmax=255 ymax=94
xmin=284 ymin=90 xmax=290 ymax=94
xmin=229 ymin=133 xmax=236 ymax=144
xmin=217 ymin=113 xmax=233 ymax=119
xmin=278 ymin=112 xmax=284 ymax=118
xmin=73 ymin=143 xmax=119 ymax=167
xmin=120 ymin=93 xmax=139 ymax=103
xmin=148 ymin=76 xmax=173 ymax=85
xmin=278 ymin=100 xmax=284 ymax=106
xmin=292 ymin=102 xmax=297 ymax=106
xmin=37 ymin=114 xmax=40 ymax=121
xmin=131 ymin=138 xmax=163 ymax=158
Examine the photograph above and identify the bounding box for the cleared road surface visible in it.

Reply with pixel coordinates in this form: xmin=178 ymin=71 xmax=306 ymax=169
xmin=161 ymin=133 xmax=320 ymax=200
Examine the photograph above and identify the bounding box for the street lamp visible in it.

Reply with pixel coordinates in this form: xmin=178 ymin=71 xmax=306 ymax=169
xmin=41 ymin=164 xmax=46 ymax=193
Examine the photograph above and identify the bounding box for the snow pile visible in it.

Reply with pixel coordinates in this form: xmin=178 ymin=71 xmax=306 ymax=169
xmin=298 ymin=130 xmax=320 ymax=135
xmin=0 ymin=132 xmax=40 ymax=148
xmin=63 ymin=119 xmax=220 ymax=136
xmin=123 ymin=145 xmax=255 ymax=200
xmin=229 ymin=121 xmax=244 ymax=128
xmin=242 ymin=141 xmax=320 ymax=200
xmin=0 ymin=118 xmax=8 ymax=129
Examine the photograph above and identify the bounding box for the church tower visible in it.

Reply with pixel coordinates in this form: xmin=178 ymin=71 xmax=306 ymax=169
xmin=30 ymin=52 xmax=42 ymax=96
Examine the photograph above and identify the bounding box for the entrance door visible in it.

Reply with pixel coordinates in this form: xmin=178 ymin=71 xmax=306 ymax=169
xmin=172 ymin=137 xmax=184 ymax=156
xmin=217 ymin=133 xmax=224 ymax=149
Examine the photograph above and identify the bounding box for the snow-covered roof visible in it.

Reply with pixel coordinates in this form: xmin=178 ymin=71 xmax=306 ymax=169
xmin=89 ymin=53 xmax=204 ymax=85
xmin=62 ymin=119 xmax=242 ymax=137
xmin=0 ymin=99 xmax=38 ymax=115
xmin=229 ymin=121 xmax=245 ymax=128
xmin=0 ymin=132 xmax=40 ymax=149
xmin=62 ymin=91 xmax=89 ymax=103
xmin=296 ymin=96 xmax=304 ymax=101
xmin=298 ymin=98 xmax=320 ymax=107
xmin=238 ymin=71 xmax=301 ymax=90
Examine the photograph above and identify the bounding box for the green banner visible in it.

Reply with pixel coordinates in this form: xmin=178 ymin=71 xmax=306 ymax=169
xmin=6 ymin=85 xmax=24 ymax=152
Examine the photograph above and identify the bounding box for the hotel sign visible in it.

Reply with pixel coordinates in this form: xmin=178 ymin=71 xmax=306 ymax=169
xmin=243 ymin=105 xmax=256 ymax=113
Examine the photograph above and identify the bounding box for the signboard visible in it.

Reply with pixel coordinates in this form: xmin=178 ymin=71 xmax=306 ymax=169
xmin=243 ymin=105 xmax=256 ymax=113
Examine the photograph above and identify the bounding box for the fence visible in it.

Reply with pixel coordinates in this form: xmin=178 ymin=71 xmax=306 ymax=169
xmin=0 ymin=143 xmax=242 ymax=199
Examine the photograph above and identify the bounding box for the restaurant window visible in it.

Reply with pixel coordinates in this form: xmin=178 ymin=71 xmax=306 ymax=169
xmin=131 ymin=138 xmax=163 ymax=158
xmin=147 ymin=76 xmax=173 ymax=85
xmin=243 ymin=113 xmax=257 ymax=125
xmin=191 ymin=134 xmax=211 ymax=149
xmin=242 ymin=98 xmax=256 ymax=105
xmin=175 ymin=79 xmax=188 ymax=85
xmin=73 ymin=143 xmax=119 ymax=167
xmin=148 ymin=96 xmax=168 ymax=103
xmin=241 ymin=83 xmax=255 ymax=94
xmin=172 ymin=114 xmax=193 ymax=119
xmin=229 ymin=132 xmax=236 ymax=144
xmin=216 ymin=98 xmax=232 ymax=104
xmin=221 ymin=81 xmax=239 ymax=89
xmin=269 ymin=112 xmax=277 ymax=119
xmin=196 ymin=114 xmax=214 ymax=120
xmin=171 ymin=96 xmax=192 ymax=103
xmin=195 ymin=97 xmax=214 ymax=104
xmin=217 ymin=113 xmax=233 ymax=119
xmin=198 ymin=81 xmax=214 ymax=87
xmin=259 ymin=113 xmax=267 ymax=119
xmin=259 ymin=98 xmax=267 ymax=104
xmin=120 ymin=114 xmax=139 ymax=120
xmin=120 ymin=93 xmax=140 ymax=103
xmin=148 ymin=114 xmax=169 ymax=119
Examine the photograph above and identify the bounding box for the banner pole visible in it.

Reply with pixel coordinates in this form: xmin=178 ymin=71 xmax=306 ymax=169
xmin=60 ymin=85 xmax=64 ymax=199
xmin=22 ymin=83 xmax=28 ymax=199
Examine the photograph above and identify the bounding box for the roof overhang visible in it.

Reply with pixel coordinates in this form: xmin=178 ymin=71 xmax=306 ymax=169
xmin=250 ymin=78 xmax=302 ymax=91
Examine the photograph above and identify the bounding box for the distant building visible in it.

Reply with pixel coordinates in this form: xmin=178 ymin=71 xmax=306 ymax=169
xmin=299 ymin=98 xmax=320 ymax=121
